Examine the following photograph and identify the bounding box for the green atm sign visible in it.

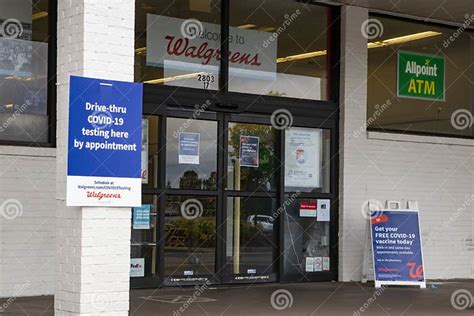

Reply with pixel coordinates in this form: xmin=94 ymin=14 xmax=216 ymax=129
xmin=397 ymin=51 xmax=445 ymax=101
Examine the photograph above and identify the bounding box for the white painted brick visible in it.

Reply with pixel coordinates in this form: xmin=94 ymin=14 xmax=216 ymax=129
xmin=54 ymin=0 xmax=135 ymax=314
xmin=0 ymin=148 xmax=56 ymax=297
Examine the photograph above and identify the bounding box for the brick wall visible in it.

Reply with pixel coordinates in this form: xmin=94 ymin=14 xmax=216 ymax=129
xmin=0 ymin=147 xmax=56 ymax=297
xmin=338 ymin=6 xmax=474 ymax=282
xmin=55 ymin=0 xmax=135 ymax=314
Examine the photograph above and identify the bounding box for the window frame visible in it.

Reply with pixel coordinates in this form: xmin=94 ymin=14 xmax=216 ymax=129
xmin=0 ymin=0 xmax=57 ymax=147
xmin=366 ymin=12 xmax=474 ymax=140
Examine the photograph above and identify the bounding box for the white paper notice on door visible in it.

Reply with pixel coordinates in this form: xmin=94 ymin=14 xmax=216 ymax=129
xmin=285 ymin=128 xmax=321 ymax=189
xmin=130 ymin=258 xmax=145 ymax=277
xmin=178 ymin=132 xmax=200 ymax=165
xmin=317 ymin=199 xmax=330 ymax=222
xmin=323 ymin=257 xmax=330 ymax=271
xmin=314 ymin=257 xmax=323 ymax=272
xmin=305 ymin=257 xmax=315 ymax=272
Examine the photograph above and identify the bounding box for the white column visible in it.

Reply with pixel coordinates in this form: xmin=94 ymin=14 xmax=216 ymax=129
xmin=338 ymin=5 xmax=370 ymax=282
xmin=55 ymin=1 xmax=135 ymax=315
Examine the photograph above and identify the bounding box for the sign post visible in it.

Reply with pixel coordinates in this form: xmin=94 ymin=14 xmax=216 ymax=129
xmin=370 ymin=209 xmax=426 ymax=288
xmin=67 ymin=75 xmax=143 ymax=207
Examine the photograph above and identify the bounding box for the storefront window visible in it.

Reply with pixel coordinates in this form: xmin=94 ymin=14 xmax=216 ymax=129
xmin=229 ymin=0 xmax=329 ymax=100
xmin=283 ymin=196 xmax=331 ymax=277
xmin=367 ymin=16 xmax=474 ymax=137
xmin=0 ymin=0 xmax=51 ymax=143
xmin=135 ymin=0 xmax=221 ymax=90
xmin=135 ymin=1 xmax=331 ymax=100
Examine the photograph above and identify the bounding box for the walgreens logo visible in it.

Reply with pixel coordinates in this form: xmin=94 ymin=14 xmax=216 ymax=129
xmin=147 ymin=15 xmax=276 ymax=73
xmin=164 ymin=35 xmax=262 ymax=66
xmin=86 ymin=191 xmax=121 ymax=200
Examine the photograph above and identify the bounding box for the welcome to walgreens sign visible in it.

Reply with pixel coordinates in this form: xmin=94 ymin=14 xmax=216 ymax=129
xmin=146 ymin=15 xmax=277 ymax=80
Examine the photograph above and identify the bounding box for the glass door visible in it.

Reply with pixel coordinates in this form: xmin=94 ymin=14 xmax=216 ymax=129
xmin=221 ymin=115 xmax=279 ymax=283
xmin=133 ymin=104 xmax=338 ymax=288
xmin=162 ymin=112 xmax=220 ymax=285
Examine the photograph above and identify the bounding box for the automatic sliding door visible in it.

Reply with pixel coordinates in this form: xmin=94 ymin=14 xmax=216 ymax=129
xmin=163 ymin=117 xmax=219 ymax=285
xmin=225 ymin=197 xmax=277 ymax=280
xmin=223 ymin=120 xmax=279 ymax=283
xmin=164 ymin=195 xmax=217 ymax=279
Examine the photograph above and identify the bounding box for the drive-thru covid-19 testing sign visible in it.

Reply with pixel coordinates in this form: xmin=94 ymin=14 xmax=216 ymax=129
xmin=370 ymin=210 xmax=425 ymax=288
xmin=67 ymin=76 xmax=143 ymax=207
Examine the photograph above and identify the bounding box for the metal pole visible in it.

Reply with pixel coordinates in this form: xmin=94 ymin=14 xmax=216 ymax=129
xmin=233 ymin=159 xmax=241 ymax=274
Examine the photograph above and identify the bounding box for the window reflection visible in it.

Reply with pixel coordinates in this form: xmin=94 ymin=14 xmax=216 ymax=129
xmin=135 ymin=0 xmax=221 ymax=90
xmin=166 ymin=118 xmax=218 ymax=190
xmin=226 ymin=197 xmax=276 ymax=275
xmin=0 ymin=0 xmax=50 ymax=143
xmin=164 ymin=195 xmax=216 ymax=277
xmin=227 ymin=123 xmax=278 ymax=192
xmin=142 ymin=116 xmax=159 ymax=189
xmin=229 ymin=0 xmax=328 ymax=100
xmin=130 ymin=195 xmax=158 ymax=278
xmin=367 ymin=16 xmax=474 ymax=137
xmin=283 ymin=197 xmax=331 ymax=276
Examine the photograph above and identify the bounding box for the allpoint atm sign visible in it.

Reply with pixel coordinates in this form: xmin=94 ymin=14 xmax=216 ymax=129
xmin=397 ymin=51 xmax=445 ymax=101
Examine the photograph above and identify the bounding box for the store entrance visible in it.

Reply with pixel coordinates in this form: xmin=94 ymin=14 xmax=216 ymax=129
xmin=131 ymin=88 xmax=338 ymax=288
xmin=160 ymin=112 xmax=279 ymax=285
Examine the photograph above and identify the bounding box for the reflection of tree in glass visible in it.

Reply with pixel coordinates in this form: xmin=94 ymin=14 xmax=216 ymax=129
xmin=239 ymin=221 xmax=271 ymax=247
xmin=228 ymin=124 xmax=276 ymax=191
xmin=202 ymin=171 xmax=217 ymax=190
xmin=171 ymin=218 xmax=216 ymax=248
xmin=179 ymin=170 xmax=201 ymax=189
xmin=165 ymin=197 xmax=217 ymax=249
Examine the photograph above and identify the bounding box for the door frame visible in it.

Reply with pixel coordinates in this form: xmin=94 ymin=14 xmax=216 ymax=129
xmin=129 ymin=83 xmax=340 ymax=288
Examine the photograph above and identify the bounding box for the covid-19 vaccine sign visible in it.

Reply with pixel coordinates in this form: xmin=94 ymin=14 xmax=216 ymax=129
xmin=370 ymin=210 xmax=425 ymax=288
xmin=67 ymin=76 xmax=143 ymax=207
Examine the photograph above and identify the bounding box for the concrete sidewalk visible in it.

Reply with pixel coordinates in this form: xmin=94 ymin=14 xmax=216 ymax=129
xmin=1 ymin=281 xmax=473 ymax=315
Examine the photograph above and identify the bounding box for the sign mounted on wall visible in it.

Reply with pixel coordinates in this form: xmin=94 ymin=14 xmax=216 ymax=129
xmin=370 ymin=209 xmax=426 ymax=288
xmin=67 ymin=76 xmax=143 ymax=207
xmin=397 ymin=51 xmax=445 ymax=101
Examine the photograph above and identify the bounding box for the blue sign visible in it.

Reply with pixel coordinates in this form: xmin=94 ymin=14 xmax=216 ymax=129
xmin=67 ymin=76 xmax=143 ymax=206
xmin=370 ymin=210 xmax=425 ymax=284
xmin=178 ymin=132 xmax=200 ymax=165
xmin=133 ymin=205 xmax=151 ymax=229
xmin=239 ymin=135 xmax=259 ymax=167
